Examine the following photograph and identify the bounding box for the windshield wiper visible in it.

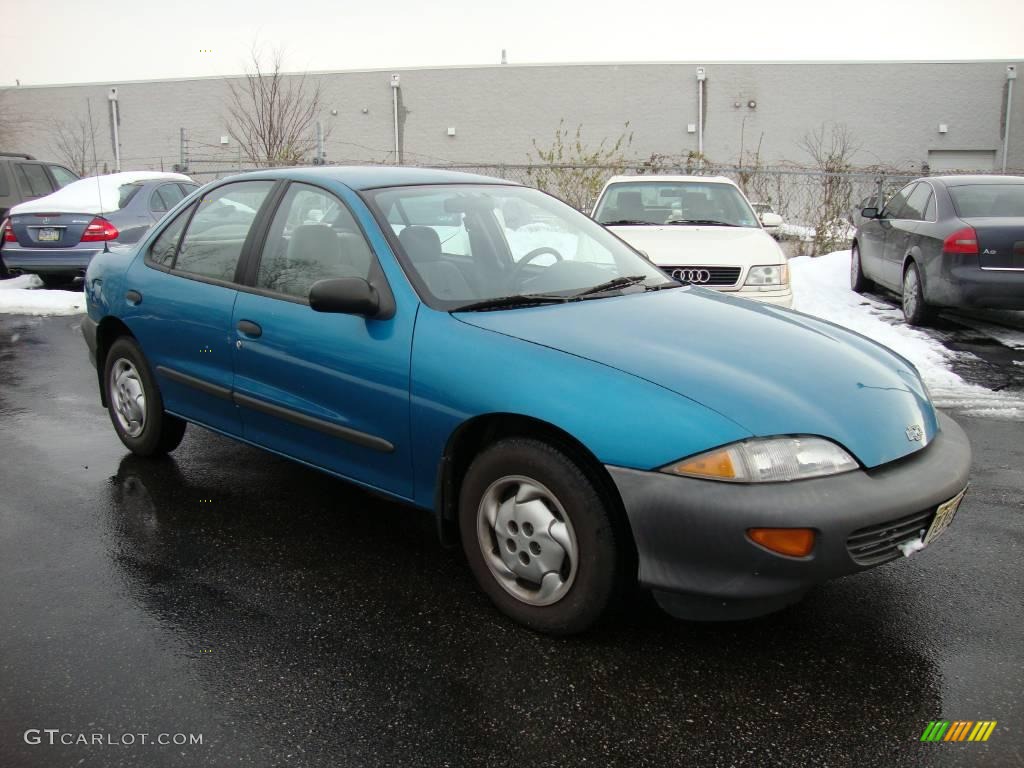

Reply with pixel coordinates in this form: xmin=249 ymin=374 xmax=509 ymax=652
xmin=664 ymin=218 xmax=739 ymax=227
xmin=454 ymin=293 xmax=571 ymax=312
xmin=570 ymin=275 xmax=648 ymax=298
xmin=600 ymin=219 xmax=654 ymax=226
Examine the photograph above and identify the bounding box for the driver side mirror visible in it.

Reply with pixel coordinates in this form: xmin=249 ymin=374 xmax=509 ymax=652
xmin=309 ymin=277 xmax=385 ymax=318
xmin=861 ymin=207 xmax=879 ymax=219
xmin=760 ymin=212 xmax=783 ymax=228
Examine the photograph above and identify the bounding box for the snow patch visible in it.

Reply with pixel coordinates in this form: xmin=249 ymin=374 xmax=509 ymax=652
xmin=0 ymin=274 xmax=44 ymax=290
xmin=897 ymin=537 xmax=927 ymax=557
xmin=0 ymin=276 xmax=85 ymax=315
xmin=790 ymin=250 xmax=1024 ymax=420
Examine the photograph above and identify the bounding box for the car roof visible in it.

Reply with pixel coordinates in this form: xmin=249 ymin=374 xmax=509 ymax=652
xmin=216 ymin=165 xmax=520 ymax=191
xmin=928 ymin=175 xmax=1024 ymax=186
xmin=604 ymin=175 xmax=738 ymax=186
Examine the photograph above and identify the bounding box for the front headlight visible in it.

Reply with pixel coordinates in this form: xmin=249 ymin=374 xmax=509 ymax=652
xmin=660 ymin=436 xmax=858 ymax=483
xmin=744 ymin=264 xmax=789 ymax=286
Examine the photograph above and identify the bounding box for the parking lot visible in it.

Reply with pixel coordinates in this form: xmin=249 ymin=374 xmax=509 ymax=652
xmin=1 ymin=310 xmax=1021 ymax=767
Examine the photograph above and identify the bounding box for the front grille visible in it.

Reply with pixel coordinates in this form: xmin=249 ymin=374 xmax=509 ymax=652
xmin=846 ymin=508 xmax=936 ymax=566
xmin=663 ymin=265 xmax=742 ymax=287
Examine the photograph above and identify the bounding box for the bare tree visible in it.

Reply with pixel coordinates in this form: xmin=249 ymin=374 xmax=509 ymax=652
xmin=226 ymin=47 xmax=324 ymax=167
xmin=526 ymin=120 xmax=633 ymax=211
xmin=49 ymin=111 xmax=100 ymax=176
xmin=800 ymin=123 xmax=859 ymax=254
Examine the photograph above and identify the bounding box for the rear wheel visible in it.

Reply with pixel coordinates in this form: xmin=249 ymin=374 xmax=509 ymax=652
xmin=902 ymin=261 xmax=933 ymax=326
xmin=459 ymin=438 xmax=627 ymax=635
xmin=850 ymin=243 xmax=873 ymax=293
xmin=104 ymin=337 xmax=186 ymax=456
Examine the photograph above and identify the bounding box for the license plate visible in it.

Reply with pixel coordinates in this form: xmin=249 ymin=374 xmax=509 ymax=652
xmin=38 ymin=228 xmax=60 ymax=242
xmin=924 ymin=488 xmax=966 ymax=546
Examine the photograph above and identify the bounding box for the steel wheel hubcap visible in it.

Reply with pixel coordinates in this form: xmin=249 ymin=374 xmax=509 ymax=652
xmin=851 ymin=248 xmax=859 ymax=284
xmin=476 ymin=475 xmax=578 ymax=606
xmin=904 ymin=269 xmax=918 ymax=316
xmin=110 ymin=358 xmax=146 ymax=438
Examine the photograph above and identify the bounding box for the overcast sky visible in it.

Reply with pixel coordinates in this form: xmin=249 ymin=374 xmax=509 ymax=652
xmin=2 ymin=0 xmax=1022 ymax=86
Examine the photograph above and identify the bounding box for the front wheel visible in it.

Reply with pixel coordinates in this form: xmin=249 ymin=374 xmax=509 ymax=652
xmin=850 ymin=243 xmax=873 ymax=293
xmin=104 ymin=337 xmax=187 ymax=456
xmin=459 ymin=438 xmax=628 ymax=635
xmin=902 ymin=262 xmax=933 ymax=326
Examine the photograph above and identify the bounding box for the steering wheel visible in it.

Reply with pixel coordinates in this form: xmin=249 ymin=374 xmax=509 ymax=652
xmin=509 ymin=246 xmax=564 ymax=287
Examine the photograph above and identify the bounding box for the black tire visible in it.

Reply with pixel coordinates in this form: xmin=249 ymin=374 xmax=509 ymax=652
xmin=458 ymin=437 xmax=628 ymax=635
xmin=901 ymin=261 xmax=934 ymax=326
xmin=104 ymin=336 xmax=187 ymax=456
xmin=850 ymin=242 xmax=873 ymax=293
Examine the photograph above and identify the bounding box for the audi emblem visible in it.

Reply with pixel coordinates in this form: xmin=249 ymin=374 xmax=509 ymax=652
xmin=671 ymin=268 xmax=712 ymax=284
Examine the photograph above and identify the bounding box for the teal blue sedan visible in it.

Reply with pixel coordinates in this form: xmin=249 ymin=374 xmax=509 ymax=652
xmin=82 ymin=167 xmax=971 ymax=634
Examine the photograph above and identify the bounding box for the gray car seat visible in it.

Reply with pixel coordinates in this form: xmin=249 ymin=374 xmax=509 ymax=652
xmin=399 ymin=226 xmax=473 ymax=300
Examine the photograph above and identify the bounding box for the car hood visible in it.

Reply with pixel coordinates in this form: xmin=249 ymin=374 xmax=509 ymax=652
xmin=455 ymin=288 xmax=938 ymax=469
xmin=608 ymin=225 xmax=783 ymax=266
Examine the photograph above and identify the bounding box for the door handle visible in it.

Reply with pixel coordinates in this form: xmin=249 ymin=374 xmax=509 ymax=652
xmin=125 ymin=290 xmax=142 ymax=304
xmin=236 ymin=320 xmax=262 ymax=338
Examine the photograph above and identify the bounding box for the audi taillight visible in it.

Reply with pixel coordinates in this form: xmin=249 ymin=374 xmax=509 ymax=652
xmin=80 ymin=217 xmax=119 ymax=242
xmin=2 ymin=219 xmax=14 ymax=243
xmin=943 ymin=227 xmax=978 ymax=255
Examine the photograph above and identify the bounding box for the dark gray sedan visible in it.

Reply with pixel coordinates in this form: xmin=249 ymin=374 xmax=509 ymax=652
xmin=1 ymin=175 xmax=198 ymax=285
xmin=851 ymin=175 xmax=1024 ymax=325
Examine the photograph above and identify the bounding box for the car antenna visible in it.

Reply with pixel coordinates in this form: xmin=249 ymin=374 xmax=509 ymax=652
xmin=87 ymin=98 xmax=110 ymax=254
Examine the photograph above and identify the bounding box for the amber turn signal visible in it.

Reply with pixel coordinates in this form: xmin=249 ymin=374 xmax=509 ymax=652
xmin=747 ymin=528 xmax=816 ymax=557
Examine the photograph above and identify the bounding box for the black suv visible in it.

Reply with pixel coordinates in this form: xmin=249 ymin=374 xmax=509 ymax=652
xmin=0 ymin=153 xmax=79 ymax=219
xmin=0 ymin=153 xmax=79 ymax=277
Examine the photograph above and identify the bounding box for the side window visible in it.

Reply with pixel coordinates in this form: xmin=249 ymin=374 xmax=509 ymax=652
xmin=118 ymin=183 xmax=144 ymax=208
xmin=178 ymin=183 xmax=199 ymax=196
xmin=15 ymin=163 xmax=55 ymax=197
xmin=149 ymin=205 xmax=195 ymax=267
xmin=48 ymin=165 xmax=79 ymax=189
xmin=924 ymin=191 xmax=937 ymax=221
xmin=151 ymin=184 xmax=185 ymax=214
xmin=174 ymin=180 xmax=274 ymax=282
xmin=901 ymin=184 xmax=932 ymax=222
xmin=256 ymin=183 xmax=375 ymax=299
xmin=0 ymin=165 xmax=9 ymax=197
xmin=882 ymin=183 xmax=916 ymax=219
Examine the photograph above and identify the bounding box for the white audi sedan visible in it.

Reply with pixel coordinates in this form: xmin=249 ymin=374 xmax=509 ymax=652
xmin=591 ymin=175 xmax=792 ymax=306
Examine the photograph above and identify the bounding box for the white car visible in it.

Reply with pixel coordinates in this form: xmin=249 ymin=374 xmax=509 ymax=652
xmin=591 ymin=175 xmax=792 ymax=306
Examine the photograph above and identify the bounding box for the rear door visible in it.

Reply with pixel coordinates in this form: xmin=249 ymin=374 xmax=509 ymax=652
xmin=231 ymin=182 xmax=415 ymax=498
xmin=121 ymin=179 xmax=277 ymax=437
xmin=13 ymin=162 xmax=58 ymax=201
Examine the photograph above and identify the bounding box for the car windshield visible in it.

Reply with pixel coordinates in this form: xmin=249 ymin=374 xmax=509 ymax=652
xmin=592 ymin=181 xmax=760 ymax=227
xmin=364 ymin=184 xmax=673 ymax=310
xmin=948 ymin=184 xmax=1024 ymax=218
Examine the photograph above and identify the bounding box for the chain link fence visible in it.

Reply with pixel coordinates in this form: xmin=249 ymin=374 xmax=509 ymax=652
xmin=181 ymin=158 xmax=1024 ymax=256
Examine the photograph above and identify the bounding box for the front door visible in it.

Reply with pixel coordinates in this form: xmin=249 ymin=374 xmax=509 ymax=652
xmin=230 ymin=182 xmax=415 ymax=498
xmin=868 ymin=183 xmax=916 ymax=289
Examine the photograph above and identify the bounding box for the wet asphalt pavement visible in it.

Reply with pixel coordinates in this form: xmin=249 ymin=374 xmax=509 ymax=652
xmin=0 ymin=314 xmax=1022 ymax=768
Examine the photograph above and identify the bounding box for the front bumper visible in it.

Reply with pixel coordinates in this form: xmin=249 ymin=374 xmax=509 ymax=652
xmin=722 ymin=285 xmax=793 ymax=307
xmin=607 ymin=411 xmax=971 ymax=620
